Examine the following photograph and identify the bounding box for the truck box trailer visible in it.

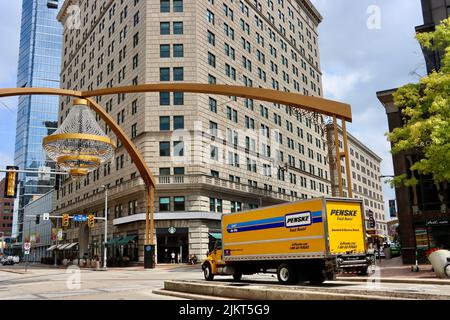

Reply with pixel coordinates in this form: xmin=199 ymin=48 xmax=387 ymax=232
xmin=202 ymin=197 xmax=371 ymax=284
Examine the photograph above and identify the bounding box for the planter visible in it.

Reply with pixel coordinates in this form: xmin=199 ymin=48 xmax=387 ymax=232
xmin=427 ymin=250 xmax=450 ymax=279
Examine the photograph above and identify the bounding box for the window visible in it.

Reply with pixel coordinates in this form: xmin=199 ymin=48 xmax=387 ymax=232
xmin=160 ymin=141 xmax=170 ymax=156
xmin=131 ymin=123 xmax=137 ymax=138
xmin=207 ymin=10 xmax=215 ymax=24
xmin=160 ymin=44 xmax=170 ymax=58
xmin=230 ymin=201 xmax=242 ymax=213
xmin=174 ymin=167 xmax=185 ymax=175
xmin=174 ymin=196 xmax=185 ymax=211
xmin=173 ymin=21 xmax=183 ymax=34
xmin=160 ymin=168 xmax=170 ymax=176
xmin=207 ymin=31 xmax=215 ymax=45
xmin=160 ymin=22 xmax=170 ymax=34
xmin=160 ymin=116 xmax=170 ymax=130
xmin=173 ymin=141 xmax=184 ymax=156
xmin=173 ymin=44 xmax=184 ymax=57
xmin=160 ymin=0 xmax=170 ymax=13
xmin=173 ymin=92 xmax=184 ymax=105
xmin=173 ymin=67 xmax=184 ymax=81
xmin=209 ymin=97 xmax=217 ymax=112
xmin=173 ymin=0 xmax=183 ymax=12
xmin=160 ymin=92 xmax=170 ymax=105
xmin=211 ymin=170 xmax=219 ymax=178
xmin=174 ymin=116 xmax=184 ymax=129
xmin=208 ymin=52 xmax=216 ymax=67
xmin=160 ymin=67 xmax=170 ymax=81
xmin=159 ymin=197 xmax=170 ymax=211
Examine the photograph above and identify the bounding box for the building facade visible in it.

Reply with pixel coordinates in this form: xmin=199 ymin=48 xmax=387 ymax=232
xmin=12 ymin=0 xmax=63 ymax=244
xmin=377 ymin=0 xmax=450 ymax=264
xmin=326 ymin=125 xmax=387 ymax=237
xmin=0 ymin=179 xmax=15 ymax=237
xmin=55 ymin=0 xmax=334 ymax=263
xmin=415 ymin=0 xmax=449 ymax=73
xmin=22 ymin=191 xmax=54 ymax=262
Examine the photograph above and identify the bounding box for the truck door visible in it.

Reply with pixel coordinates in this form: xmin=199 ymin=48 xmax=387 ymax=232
xmin=325 ymin=201 xmax=366 ymax=255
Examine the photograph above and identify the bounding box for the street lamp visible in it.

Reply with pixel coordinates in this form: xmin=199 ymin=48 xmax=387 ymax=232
xmin=102 ymin=185 xmax=108 ymax=269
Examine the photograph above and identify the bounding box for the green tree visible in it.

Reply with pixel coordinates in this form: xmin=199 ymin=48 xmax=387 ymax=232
xmin=387 ymin=18 xmax=450 ymax=212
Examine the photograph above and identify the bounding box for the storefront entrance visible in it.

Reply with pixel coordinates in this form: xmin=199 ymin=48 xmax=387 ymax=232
xmin=157 ymin=227 xmax=188 ymax=263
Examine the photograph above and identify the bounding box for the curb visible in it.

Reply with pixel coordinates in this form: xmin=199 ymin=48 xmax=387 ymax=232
xmin=163 ymin=281 xmax=404 ymax=300
xmin=152 ymin=289 xmax=234 ymax=300
xmin=336 ymin=276 xmax=450 ymax=286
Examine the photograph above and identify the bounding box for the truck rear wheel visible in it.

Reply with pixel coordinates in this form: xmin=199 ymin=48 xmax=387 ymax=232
xmin=277 ymin=263 xmax=298 ymax=285
xmin=232 ymin=272 xmax=242 ymax=281
xmin=203 ymin=263 xmax=214 ymax=281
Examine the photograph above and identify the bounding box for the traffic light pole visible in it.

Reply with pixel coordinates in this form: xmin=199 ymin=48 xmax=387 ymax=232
xmin=103 ymin=186 xmax=108 ymax=269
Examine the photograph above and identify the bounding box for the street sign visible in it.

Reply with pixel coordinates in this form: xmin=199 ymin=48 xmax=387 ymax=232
xmin=43 ymin=213 xmax=50 ymax=221
xmin=73 ymin=215 xmax=88 ymax=222
xmin=24 ymin=242 xmax=31 ymax=250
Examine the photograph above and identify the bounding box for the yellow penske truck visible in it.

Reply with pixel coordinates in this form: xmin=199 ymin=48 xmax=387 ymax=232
xmin=202 ymin=197 xmax=371 ymax=284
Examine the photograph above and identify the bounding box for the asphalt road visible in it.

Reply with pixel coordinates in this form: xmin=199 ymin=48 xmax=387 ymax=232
xmin=1 ymin=264 xmax=449 ymax=300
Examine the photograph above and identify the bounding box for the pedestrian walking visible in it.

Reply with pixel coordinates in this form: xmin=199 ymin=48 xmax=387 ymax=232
xmin=171 ymin=251 xmax=175 ymax=263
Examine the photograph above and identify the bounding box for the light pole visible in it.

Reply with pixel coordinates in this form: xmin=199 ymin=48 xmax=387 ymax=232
xmin=102 ymin=185 xmax=108 ymax=269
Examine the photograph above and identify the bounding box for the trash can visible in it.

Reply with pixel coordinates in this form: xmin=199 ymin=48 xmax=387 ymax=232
xmin=427 ymin=250 xmax=450 ymax=279
xmin=383 ymin=247 xmax=392 ymax=260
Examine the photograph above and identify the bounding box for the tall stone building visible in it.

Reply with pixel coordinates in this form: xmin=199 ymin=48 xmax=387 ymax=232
xmin=326 ymin=125 xmax=387 ymax=236
xmin=55 ymin=0 xmax=332 ymax=263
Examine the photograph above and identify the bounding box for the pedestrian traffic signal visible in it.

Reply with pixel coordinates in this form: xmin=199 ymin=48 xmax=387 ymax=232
xmin=62 ymin=214 xmax=70 ymax=227
xmin=88 ymin=214 xmax=95 ymax=228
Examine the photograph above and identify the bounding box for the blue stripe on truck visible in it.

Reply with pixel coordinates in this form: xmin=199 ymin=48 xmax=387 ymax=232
xmin=226 ymin=210 xmax=323 ymax=233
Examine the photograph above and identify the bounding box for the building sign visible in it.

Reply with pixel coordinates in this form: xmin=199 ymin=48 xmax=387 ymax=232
xmin=426 ymin=219 xmax=450 ymax=227
xmin=57 ymin=229 xmax=63 ymax=241
xmin=168 ymin=226 xmax=177 ymax=234
xmin=4 ymin=166 xmax=19 ymax=198
xmin=51 ymin=228 xmax=57 ymax=241
xmin=389 ymin=200 xmax=397 ymax=218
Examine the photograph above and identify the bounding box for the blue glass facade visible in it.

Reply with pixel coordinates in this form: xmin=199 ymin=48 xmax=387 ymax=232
xmin=13 ymin=0 xmax=62 ymax=242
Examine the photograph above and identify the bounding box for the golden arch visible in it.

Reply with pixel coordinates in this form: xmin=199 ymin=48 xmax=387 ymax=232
xmin=0 ymin=84 xmax=353 ymax=253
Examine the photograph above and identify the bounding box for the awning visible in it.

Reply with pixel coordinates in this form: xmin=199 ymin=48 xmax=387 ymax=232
xmin=117 ymin=235 xmax=137 ymax=245
xmin=208 ymin=233 xmax=222 ymax=240
xmin=64 ymin=243 xmax=78 ymax=250
xmin=47 ymin=245 xmax=57 ymax=251
xmin=106 ymin=237 xmax=122 ymax=245
xmin=58 ymin=243 xmax=70 ymax=250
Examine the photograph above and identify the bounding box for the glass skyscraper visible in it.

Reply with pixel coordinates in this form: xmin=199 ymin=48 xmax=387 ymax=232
xmin=13 ymin=0 xmax=62 ymax=242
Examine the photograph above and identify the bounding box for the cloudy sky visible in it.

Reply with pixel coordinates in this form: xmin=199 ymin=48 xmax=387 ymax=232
xmin=0 ymin=0 xmax=426 ymax=219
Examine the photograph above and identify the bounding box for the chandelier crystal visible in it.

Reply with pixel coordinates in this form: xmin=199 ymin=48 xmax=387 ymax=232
xmin=43 ymin=99 xmax=116 ymax=175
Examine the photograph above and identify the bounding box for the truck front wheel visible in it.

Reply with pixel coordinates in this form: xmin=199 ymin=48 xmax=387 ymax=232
xmin=203 ymin=263 xmax=214 ymax=281
xmin=277 ymin=263 xmax=298 ymax=285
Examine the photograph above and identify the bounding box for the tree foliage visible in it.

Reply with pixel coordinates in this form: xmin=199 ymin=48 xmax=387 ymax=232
xmin=387 ymin=18 xmax=450 ymax=189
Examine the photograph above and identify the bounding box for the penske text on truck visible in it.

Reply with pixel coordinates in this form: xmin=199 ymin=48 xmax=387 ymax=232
xmin=202 ymin=197 xmax=371 ymax=284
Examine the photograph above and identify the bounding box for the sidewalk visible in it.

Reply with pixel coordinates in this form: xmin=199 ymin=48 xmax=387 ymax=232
xmin=340 ymin=256 xmax=440 ymax=279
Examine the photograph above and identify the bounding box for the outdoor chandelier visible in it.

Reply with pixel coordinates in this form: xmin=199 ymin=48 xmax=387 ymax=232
xmin=43 ymin=98 xmax=116 ymax=176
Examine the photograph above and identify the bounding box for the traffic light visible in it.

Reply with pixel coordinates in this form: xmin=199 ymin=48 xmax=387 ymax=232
xmin=35 ymin=215 xmax=40 ymax=225
xmin=62 ymin=214 xmax=70 ymax=227
xmin=88 ymin=214 xmax=95 ymax=228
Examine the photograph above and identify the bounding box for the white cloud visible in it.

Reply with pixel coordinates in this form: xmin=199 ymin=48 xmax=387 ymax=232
xmin=322 ymin=71 xmax=372 ymax=101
